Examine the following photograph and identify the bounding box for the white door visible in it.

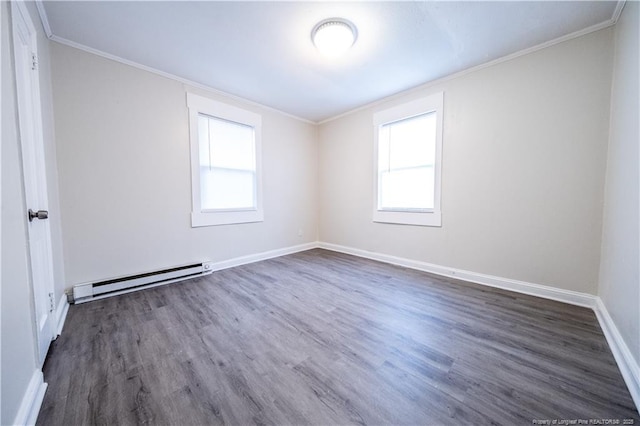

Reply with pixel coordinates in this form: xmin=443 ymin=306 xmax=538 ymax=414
xmin=11 ymin=1 xmax=56 ymax=365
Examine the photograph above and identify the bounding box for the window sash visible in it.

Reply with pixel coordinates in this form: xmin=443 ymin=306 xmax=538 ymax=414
xmin=200 ymin=166 xmax=257 ymax=211
xmin=197 ymin=113 xmax=257 ymax=211
xmin=378 ymin=165 xmax=435 ymax=212
xmin=372 ymin=92 xmax=443 ymax=227
xmin=376 ymin=112 xmax=437 ymax=212
xmin=187 ymin=93 xmax=263 ymax=227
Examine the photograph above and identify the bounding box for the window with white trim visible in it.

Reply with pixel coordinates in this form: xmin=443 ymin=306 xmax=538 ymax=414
xmin=187 ymin=93 xmax=263 ymax=227
xmin=373 ymin=92 xmax=443 ymax=226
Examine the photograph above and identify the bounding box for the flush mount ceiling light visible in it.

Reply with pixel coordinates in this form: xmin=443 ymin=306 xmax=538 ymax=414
xmin=311 ymin=18 xmax=357 ymax=58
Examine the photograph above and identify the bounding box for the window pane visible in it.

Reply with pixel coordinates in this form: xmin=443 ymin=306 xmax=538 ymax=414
xmin=201 ymin=168 xmax=255 ymax=210
xmin=199 ymin=114 xmax=255 ymax=170
xmin=198 ymin=114 xmax=256 ymax=210
xmin=208 ymin=117 xmax=255 ymax=170
xmin=380 ymin=112 xmax=436 ymax=171
xmin=380 ymin=166 xmax=434 ymax=209
xmin=378 ymin=112 xmax=437 ymax=211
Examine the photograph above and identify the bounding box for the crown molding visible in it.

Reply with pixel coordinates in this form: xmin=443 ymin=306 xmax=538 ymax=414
xmin=35 ymin=0 xmax=312 ymax=124
xmin=35 ymin=0 xmax=52 ymax=39
xmin=612 ymin=1 xmax=627 ymax=24
xmin=47 ymin=34 xmax=315 ymax=125
xmin=33 ymin=0 xmax=623 ymax=127
xmin=319 ymin=18 xmax=618 ymax=125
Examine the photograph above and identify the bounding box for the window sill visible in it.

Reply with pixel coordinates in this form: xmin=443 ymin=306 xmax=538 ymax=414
xmin=373 ymin=210 xmax=441 ymax=227
xmin=191 ymin=209 xmax=264 ymax=227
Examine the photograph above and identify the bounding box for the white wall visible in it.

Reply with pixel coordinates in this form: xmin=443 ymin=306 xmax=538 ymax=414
xmin=51 ymin=43 xmax=318 ymax=285
xmin=319 ymin=28 xmax=614 ymax=294
xmin=599 ymin=1 xmax=640 ymax=368
xmin=10 ymin=4 xmax=639 ymax=418
xmin=2 ymin=1 xmax=636 ymax=420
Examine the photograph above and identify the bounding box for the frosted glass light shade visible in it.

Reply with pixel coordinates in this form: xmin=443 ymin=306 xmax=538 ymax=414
xmin=312 ymin=19 xmax=357 ymax=58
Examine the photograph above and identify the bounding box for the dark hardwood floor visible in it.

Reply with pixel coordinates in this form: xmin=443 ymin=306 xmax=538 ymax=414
xmin=37 ymin=249 xmax=639 ymax=425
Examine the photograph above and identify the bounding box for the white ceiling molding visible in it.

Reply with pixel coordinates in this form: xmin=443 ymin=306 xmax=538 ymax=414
xmin=612 ymin=1 xmax=627 ymax=23
xmin=46 ymin=35 xmax=315 ymax=125
xmin=34 ymin=1 xmax=313 ymax=124
xmin=35 ymin=0 xmax=52 ymax=39
xmin=319 ymin=17 xmax=619 ymax=125
xmin=36 ymin=1 xmax=622 ymax=124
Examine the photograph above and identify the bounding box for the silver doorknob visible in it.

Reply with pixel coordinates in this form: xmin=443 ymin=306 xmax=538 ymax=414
xmin=28 ymin=209 xmax=48 ymax=222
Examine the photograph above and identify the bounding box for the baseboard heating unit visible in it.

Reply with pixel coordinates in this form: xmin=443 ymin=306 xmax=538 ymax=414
xmin=72 ymin=261 xmax=213 ymax=304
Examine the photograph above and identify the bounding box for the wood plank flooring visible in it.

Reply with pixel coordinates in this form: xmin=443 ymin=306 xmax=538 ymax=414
xmin=37 ymin=249 xmax=639 ymax=425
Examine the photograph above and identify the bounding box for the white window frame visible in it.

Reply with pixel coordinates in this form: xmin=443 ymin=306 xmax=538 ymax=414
xmin=187 ymin=93 xmax=263 ymax=227
xmin=373 ymin=92 xmax=444 ymax=227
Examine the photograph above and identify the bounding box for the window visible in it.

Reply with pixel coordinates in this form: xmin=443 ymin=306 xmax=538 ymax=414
xmin=373 ymin=92 xmax=443 ymax=226
xmin=187 ymin=93 xmax=263 ymax=227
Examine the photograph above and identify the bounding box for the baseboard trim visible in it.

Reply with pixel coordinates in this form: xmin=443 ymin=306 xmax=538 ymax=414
xmin=208 ymin=242 xmax=319 ymax=273
xmin=50 ymin=241 xmax=640 ymax=413
xmin=594 ymin=298 xmax=640 ymax=411
xmin=13 ymin=369 xmax=47 ymax=426
xmin=317 ymin=242 xmax=638 ymax=413
xmin=54 ymin=294 xmax=69 ymax=336
xmin=318 ymin=242 xmax=597 ymax=308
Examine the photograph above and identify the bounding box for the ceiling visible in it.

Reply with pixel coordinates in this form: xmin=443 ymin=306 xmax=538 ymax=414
xmin=40 ymin=1 xmax=620 ymax=123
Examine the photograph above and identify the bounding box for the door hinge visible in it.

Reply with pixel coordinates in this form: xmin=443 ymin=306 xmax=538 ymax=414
xmin=49 ymin=292 xmax=55 ymax=312
xmin=31 ymin=53 xmax=38 ymax=71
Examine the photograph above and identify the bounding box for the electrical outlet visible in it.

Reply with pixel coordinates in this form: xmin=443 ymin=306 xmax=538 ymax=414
xmin=297 ymin=228 xmax=303 ymax=237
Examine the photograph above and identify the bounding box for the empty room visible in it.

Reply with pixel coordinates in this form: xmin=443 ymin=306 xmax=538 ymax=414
xmin=1 ymin=0 xmax=639 ymax=424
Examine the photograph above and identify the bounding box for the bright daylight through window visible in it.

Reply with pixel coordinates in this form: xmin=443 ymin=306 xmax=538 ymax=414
xmin=373 ymin=92 xmax=443 ymax=226
xmin=198 ymin=115 xmax=256 ymax=210
xmin=187 ymin=93 xmax=263 ymax=227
